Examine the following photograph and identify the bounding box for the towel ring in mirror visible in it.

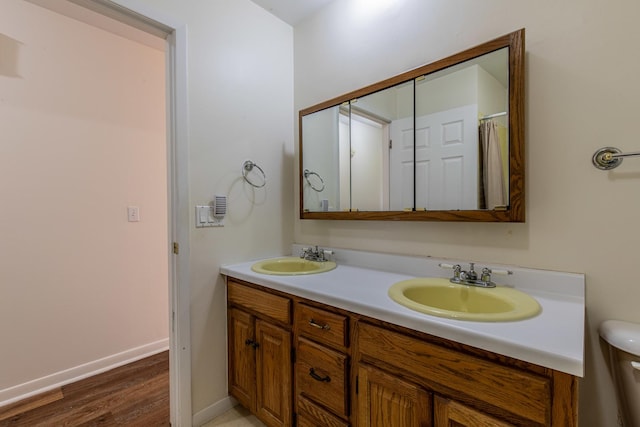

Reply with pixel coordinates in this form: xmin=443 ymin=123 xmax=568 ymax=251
xmin=303 ymin=169 xmax=325 ymax=192
xmin=242 ymin=160 xmax=266 ymax=188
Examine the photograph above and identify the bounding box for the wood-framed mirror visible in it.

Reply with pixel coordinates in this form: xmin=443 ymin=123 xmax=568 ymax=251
xmin=300 ymin=29 xmax=524 ymax=222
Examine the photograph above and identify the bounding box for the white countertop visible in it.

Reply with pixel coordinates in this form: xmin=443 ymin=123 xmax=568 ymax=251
xmin=221 ymin=247 xmax=585 ymax=377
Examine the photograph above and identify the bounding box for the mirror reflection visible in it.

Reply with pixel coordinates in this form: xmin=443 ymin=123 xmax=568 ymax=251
xmin=301 ymin=106 xmax=342 ymax=212
xmin=300 ymin=29 xmax=524 ymax=221
xmin=351 ymin=81 xmax=414 ymax=211
xmin=414 ymin=47 xmax=509 ymax=211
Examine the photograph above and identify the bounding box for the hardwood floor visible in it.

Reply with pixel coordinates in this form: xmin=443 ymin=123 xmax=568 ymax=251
xmin=0 ymin=351 xmax=169 ymax=426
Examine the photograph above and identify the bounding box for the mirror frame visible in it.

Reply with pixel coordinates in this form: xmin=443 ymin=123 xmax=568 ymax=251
xmin=299 ymin=29 xmax=524 ymax=222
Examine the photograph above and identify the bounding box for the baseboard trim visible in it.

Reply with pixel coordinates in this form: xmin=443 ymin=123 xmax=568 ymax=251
xmin=192 ymin=396 xmax=238 ymax=427
xmin=0 ymin=338 xmax=169 ymax=408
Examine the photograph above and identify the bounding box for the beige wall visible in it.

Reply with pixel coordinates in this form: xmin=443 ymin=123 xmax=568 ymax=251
xmin=130 ymin=0 xmax=295 ymax=416
xmin=0 ymin=0 xmax=167 ymax=400
xmin=294 ymin=0 xmax=640 ymax=425
xmin=0 ymin=0 xmax=294 ymax=419
xmin=8 ymin=0 xmax=635 ymax=423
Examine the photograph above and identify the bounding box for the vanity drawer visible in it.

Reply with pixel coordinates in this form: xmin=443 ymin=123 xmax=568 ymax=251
xmin=297 ymin=395 xmax=350 ymax=427
xmin=296 ymin=337 xmax=349 ymax=417
xmin=227 ymin=280 xmax=291 ymax=324
xmin=357 ymin=322 xmax=550 ymax=425
xmin=296 ymin=303 xmax=348 ymax=349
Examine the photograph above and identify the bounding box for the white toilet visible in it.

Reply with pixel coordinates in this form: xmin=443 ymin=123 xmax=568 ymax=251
xmin=599 ymin=320 xmax=640 ymax=427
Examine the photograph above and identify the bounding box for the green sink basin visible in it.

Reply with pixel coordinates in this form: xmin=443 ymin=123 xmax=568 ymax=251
xmin=251 ymin=257 xmax=337 ymax=276
xmin=388 ymin=277 xmax=540 ymax=322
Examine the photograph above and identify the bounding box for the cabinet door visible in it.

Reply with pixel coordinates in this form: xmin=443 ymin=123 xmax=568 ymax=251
xmin=434 ymin=396 xmax=515 ymax=427
xmin=356 ymin=364 xmax=431 ymax=427
xmin=228 ymin=308 xmax=256 ymax=411
xmin=256 ymin=318 xmax=292 ymax=427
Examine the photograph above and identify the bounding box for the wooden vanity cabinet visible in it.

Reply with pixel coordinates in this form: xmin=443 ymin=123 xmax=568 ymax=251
xmin=356 ymin=365 xmax=513 ymax=427
xmin=296 ymin=395 xmax=350 ymax=427
xmin=354 ymin=321 xmax=578 ymax=427
xmin=433 ymin=396 xmax=514 ymax=427
xmin=356 ymin=363 xmax=432 ymax=426
xmin=226 ymin=279 xmax=578 ymax=427
xmin=227 ymin=280 xmax=292 ymax=427
xmin=294 ymin=303 xmax=351 ymax=426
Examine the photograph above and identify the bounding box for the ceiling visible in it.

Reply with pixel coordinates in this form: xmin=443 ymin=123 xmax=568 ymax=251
xmin=250 ymin=0 xmax=335 ymax=25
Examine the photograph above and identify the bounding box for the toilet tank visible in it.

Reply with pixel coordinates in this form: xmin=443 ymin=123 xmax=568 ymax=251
xmin=599 ymin=320 xmax=640 ymax=427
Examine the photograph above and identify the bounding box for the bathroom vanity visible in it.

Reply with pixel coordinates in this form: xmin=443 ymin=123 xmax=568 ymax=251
xmin=221 ymin=248 xmax=584 ymax=427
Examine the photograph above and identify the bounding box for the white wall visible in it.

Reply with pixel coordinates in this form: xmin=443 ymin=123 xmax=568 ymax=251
xmin=0 ymin=0 xmax=167 ymax=402
xmin=130 ymin=0 xmax=295 ymax=417
xmin=294 ymin=0 xmax=640 ymax=425
xmin=302 ymin=107 xmax=340 ymax=211
xmin=350 ymin=116 xmax=384 ymax=210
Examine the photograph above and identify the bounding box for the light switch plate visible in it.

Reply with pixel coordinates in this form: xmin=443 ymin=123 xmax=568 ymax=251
xmin=127 ymin=206 xmax=140 ymax=222
xmin=195 ymin=205 xmax=223 ymax=227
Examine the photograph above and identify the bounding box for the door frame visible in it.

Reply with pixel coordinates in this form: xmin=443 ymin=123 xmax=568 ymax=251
xmin=22 ymin=0 xmax=191 ymax=424
xmin=70 ymin=1 xmax=192 ymax=425
xmin=163 ymin=18 xmax=192 ymax=427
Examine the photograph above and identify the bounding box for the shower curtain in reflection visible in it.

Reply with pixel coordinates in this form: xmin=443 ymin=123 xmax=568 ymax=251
xmin=479 ymin=120 xmax=506 ymax=209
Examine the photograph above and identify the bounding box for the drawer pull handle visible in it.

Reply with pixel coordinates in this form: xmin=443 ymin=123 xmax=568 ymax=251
xmin=309 ymin=319 xmax=330 ymax=331
xmin=245 ymin=339 xmax=259 ymax=349
xmin=309 ymin=368 xmax=331 ymax=383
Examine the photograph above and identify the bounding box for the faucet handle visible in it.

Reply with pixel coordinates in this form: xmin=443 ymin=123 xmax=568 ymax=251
xmin=438 ymin=263 xmax=462 ymax=280
xmin=452 ymin=264 xmax=462 ymax=280
xmin=316 ymin=249 xmax=333 ymax=262
xmin=481 ymin=267 xmax=492 ymax=282
xmin=489 ymin=268 xmax=513 ymax=276
xmin=438 ymin=263 xmax=458 ymax=270
xmin=480 ymin=267 xmax=513 ymax=286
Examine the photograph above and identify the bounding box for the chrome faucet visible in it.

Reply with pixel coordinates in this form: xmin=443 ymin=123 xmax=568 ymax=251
xmin=440 ymin=262 xmax=512 ymax=288
xmin=460 ymin=262 xmax=478 ymax=282
xmin=300 ymin=246 xmax=333 ymax=262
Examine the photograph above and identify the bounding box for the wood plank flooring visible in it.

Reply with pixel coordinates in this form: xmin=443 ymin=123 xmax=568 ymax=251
xmin=0 ymin=351 xmax=169 ymax=426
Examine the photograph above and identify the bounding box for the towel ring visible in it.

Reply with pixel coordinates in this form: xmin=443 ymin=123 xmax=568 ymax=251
xmin=592 ymin=146 xmax=640 ymax=170
xmin=303 ymin=169 xmax=325 ymax=192
xmin=242 ymin=160 xmax=266 ymax=188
